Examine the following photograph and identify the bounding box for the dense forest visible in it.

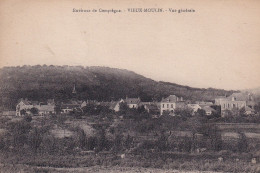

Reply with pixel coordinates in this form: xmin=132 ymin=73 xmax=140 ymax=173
xmin=0 ymin=65 xmax=236 ymax=110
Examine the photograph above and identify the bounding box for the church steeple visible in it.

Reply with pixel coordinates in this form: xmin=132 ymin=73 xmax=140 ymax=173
xmin=72 ymin=84 xmax=77 ymax=94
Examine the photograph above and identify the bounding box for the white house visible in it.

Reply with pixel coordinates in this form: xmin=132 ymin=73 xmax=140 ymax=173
xmin=160 ymin=95 xmax=185 ymax=115
xmin=16 ymin=99 xmax=34 ymax=116
xmin=16 ymin=99 xmax=55 ymax=116
xmin=124 ymin=97 xmax=141 ymax=109
xmin=215 ymin=92 xmax=255 ymax=116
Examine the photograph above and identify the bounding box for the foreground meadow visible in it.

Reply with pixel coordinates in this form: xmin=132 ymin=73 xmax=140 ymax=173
xmin=1 ymin=109 xmax=260 ymax=173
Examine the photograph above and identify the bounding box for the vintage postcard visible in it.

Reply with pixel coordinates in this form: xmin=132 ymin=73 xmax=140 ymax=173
xmin=0 ymin=0 xmax=260 ymax=172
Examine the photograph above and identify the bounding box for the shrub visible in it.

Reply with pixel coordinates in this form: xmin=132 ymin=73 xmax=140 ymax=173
xmin=23 ymin=115 xmax=32 ymax=122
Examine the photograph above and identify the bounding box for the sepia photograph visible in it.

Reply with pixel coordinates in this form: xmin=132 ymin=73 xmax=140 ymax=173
xmin=0 ymin=0 xmax=260 ymax=172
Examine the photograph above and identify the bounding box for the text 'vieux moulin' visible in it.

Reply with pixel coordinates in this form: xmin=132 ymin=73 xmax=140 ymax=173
xmin=127 ymin=8 xmax=195 ymax=13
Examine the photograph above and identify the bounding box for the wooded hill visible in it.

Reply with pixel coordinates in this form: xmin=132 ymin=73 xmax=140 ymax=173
xmin=0 ymin=65 xmax=236 ymax=110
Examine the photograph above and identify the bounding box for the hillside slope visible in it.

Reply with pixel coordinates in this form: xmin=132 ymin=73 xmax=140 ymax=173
xmin=0 ymin=65 xmax=235 ymax=110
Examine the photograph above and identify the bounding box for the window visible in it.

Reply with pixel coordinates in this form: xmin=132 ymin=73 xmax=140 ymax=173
xmin=162 ymin=104 xmax=164 ymax=108
xmin=167 ymin=104 xmax=169 ymax=108
xmin=171 ymin=104 xmax=173 ymax=108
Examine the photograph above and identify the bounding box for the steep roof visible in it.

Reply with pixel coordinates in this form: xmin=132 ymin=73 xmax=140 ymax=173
xmin=140 ymin=102 xmax=151 ymax=105
xmin=145 ymin=104 xmax=159 ymax=110
xmin=188 ymin=104 xmax=201 ymax=108
xmin=47 ymin=99 xmax=55 ymax=105
xmin=227 ymin=92 xmax=253 ymax=101
xmin=215 ymin=96 xmax=226 ymax=99
xmin=125 ymin=98 xmax=141 ymax=104
xmin=35 ymin=105 xmax=54 ymax=111
xmin=20 ymin=99 xmax=32 ymax=105
xmin=109 ymin=101 xmax=119 ymax=109
xmin=19 ymin=99 xmax=55 ymax=106
xmin=161 ymin=95 xmax=178 ymax=102
xmin=196 ymin=101 xmax=213 ymax=105
xmin=98 ymin=102 xmax=111 ymax=107
xmin=70 ymin=100 xmax=83 ymax=105
xmin=245 ymin=106 xmax=254 ymax=112
xmin=201 ymin=105 xmax=215 ymax=112
xmin=61 ymin=104 xmax=79 ymax=109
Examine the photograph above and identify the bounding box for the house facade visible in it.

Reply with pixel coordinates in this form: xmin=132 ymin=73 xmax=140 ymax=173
xmin=109 ymin=101 xmax=121 ymax=112
xmin=61 ymin=101 xmax=83 ymax=114
xmin=160 ymin=95 xmax=184 ymax=115
xmin=124 ymin=97 xmax=141 ymax=109
xmin=61 ymin=104 xmax=77 ymax=114
xmin=16 ymin=99 xmax=34 ymax=116
xmin=16 ymin=99 xmax=55 ymax=116
xmin=140 ymin=102 xmax=160 ymax=115
xmin=215 ymin=93 xmax=255 ymax=116
xmin=36 ymin=104 xmax=55 ymax=116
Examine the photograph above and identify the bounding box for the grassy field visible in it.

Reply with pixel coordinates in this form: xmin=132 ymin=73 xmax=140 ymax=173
xmin=0 ymin=151 xmax=259 ymax=173
xmin=1 ymin=115 xmax=260 ymax=172
xmin=0 ymin=164 xmax=225 ymax=173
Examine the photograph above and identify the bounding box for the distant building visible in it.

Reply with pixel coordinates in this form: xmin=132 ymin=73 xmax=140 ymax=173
xmin=245 ymin=106 xmax=255 ymax=115
xmin=16 ymin=99 xmax=33 ymax=116
xmin=97 ymin=101 xmax=124 ymax=112
xmin=141 ymin=102 xmax=160 ymax=115
xmin=124 ymin=97 xmax=141 ymax=109
xmin=81 ymin=101 xmax=87 ymax=108
xmin=187 ymin=104 xmax=201 ymax=113
xmin=214 ymin=96 xmax=227 ymax=105
xmin=187 ymin=104 xmax=215 ymax=116
xmin=160 ymin=95 xmax=185 ymax=115
xmin=80 ymin=100 xmax=97 ymax=108
xmin=109 ymin=101 xmax=121 ymax=112
xmin=16 ymin=99 xmax=55 ymax=116
xmin=61 ymin=100 xmax=83 ymax=114
xmin=200 ymin=105 xmax=215 ymax=116
xmin=61 ymin=104 xmax=76 ymax=114
xmin=215 ymin=92 xmax=255 ymax=116
xmin=195 ymin=101 xmax=213 ymax=106
xmin=37 ymin=100 xmax=55 ymax=116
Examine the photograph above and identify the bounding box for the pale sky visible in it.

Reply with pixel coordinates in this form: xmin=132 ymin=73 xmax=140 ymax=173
xmin=0 ymin=0 xmax=259 ymax=90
